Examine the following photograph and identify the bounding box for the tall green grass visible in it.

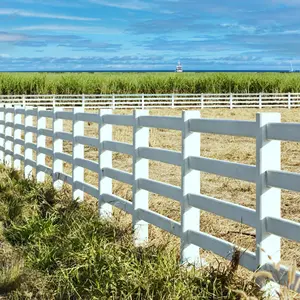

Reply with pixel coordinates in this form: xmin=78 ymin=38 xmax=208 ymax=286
xmin=1 ymin=72 xmax=300 ymax=95
xmin=0 ymin=166 xmax=263 ymax=299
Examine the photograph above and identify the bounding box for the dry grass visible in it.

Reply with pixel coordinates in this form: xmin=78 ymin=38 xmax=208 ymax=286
xmin=18 ymin=108 xmax=300 ymax=282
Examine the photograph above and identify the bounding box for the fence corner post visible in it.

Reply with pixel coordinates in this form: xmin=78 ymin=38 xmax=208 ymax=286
xmin=172 ymin=93 xmax=175 ymax=108
xmin=180 ymin=110 xmax=203 ymax=266
xmin=256 ymin=112 xmax=281 ymax=297
xmin=98 ymin=109 xmax=113 ymax=218
xmin=0 ymin=104 xmax=4 ymax=164
xmin=72 ymin=107 xmax=84 ymax=202
xmin=52 ymin=107 xmax=64 ymax=190
xmin=288 ymin=92 xmax=291 ymax=109
xmin=13 ymin=106 xmax=22 ymax=171
xmin=132 ymin=109 xmax=149 ymax=246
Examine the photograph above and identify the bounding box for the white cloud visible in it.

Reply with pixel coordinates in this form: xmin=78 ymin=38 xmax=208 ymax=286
xmin=220 ymin=23 xmax=256 ymax=32
xmin=14 ymin=25 xmax=121 ymax=34
xmin=89 ymin=0 xmax=151 ymax=11
xmin=281 ymin=30 xmax=300 ymax=34
xmin=0 ymin=53 xmax=10 ymax=58
xmin=0 ymin=32 xmax=26 ymax=42
xmin=0 ymin=8 xmax=99 ymax=21
xmin=88 ymin=0 xmax=173 ymax=13
xmin=9 ymin=0 xmax=83 ymax=8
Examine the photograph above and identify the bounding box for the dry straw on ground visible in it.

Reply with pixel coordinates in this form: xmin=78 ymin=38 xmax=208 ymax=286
xmin=23 ymin=108 xmax=300 ymax=291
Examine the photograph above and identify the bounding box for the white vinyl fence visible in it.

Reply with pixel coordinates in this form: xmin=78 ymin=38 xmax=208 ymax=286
xmin=0 ymin=105 xmax=300 ymax=295
xmin=1 ymin=93 xmax=300 ymax=109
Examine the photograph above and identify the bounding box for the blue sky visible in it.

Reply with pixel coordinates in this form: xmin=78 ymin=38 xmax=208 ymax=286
xmin=0 ymin=0 xmax=300 ymax=71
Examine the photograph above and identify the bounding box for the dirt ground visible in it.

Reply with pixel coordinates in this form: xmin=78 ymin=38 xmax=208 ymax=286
xmin=15 ymin=107 xmax=300 ymax=289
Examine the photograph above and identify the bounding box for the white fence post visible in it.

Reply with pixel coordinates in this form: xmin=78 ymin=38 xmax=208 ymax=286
xmin=72 ymin=107 xmax=84 ymax=202
xmin=181 ymin=111 xmax=202 ymax=265
xmin=82 ymin=94 xmax=85 ymax=108
xmin=53 ymin=96 xmax=56 ymax=108
xmin=24 ymin=107 xmax=33 ymax=179
xmin=36 ymin=107 xmax=46 ymax=182
xmin=259 ymin=93 xmax=262 ymax=109
xmin=112 ymin=94 xmax=116 ymax=110
xmin=13 ymin=106 xmax=22 ymax=170
xmin=172 ymin=93 xmax=175 ymax=108
xmin=229 ymin=93 xmax=233 ymax=109
xmin=0 ymin=105 xmax=4 ymax=163
xmin=133 ymin=110 xmax=149 ymax=245
xmin=22 ymin=95 xmax=26 ymax=107
xmin=201 ymin=94 xmax=204 ymax=109
xmin=52 ymin=107 xmax=63 ymax=190
xmin=256 ymin=113 xmax=281 ymax=296
xmin=288 ymin=92 xmax=291 ymax=109
xmin=4 ymin=105 xmax=13 ymax=168
xmin=142 ymin=94 xmax=145 ymax=109
xmin=98 ymin=109 xmax=113 ymax=218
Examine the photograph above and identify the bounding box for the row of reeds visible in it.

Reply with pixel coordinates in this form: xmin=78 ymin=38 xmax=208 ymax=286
xmin=1 ymin=72 xmax=300 ymax=95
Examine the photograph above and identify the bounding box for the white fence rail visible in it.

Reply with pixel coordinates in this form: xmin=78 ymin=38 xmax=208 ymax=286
xmin=1 ymin=93 xmax=300 ymax=109
xmin=0 ymin=105 xmax=300 ymax=295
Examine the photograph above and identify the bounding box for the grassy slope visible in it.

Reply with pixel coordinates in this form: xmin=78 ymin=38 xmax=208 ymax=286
xmin=1 ymin=72 xmax=300 ymax=94
xmin=0 ymin=166 xmax=262 ymax=299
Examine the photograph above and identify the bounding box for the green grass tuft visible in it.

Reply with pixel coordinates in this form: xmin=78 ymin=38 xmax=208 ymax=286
xmin=0 ymin=167 xmax=263 ymax=299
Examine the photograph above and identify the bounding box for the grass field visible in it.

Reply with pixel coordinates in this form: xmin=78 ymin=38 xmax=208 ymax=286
xmin=0 ymin=166 xmax=263 ymax=299
xmin=21 ymin=107 xmax=300 ymax=272
xmin=2 ymin=72 xmax=300 ymax=95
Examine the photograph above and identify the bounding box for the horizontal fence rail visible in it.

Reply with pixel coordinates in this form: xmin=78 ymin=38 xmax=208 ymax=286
xmin=1 ymin=93 xmax=300 ymax=109
xmin=0 ymin=105 xmax=300 ymax=295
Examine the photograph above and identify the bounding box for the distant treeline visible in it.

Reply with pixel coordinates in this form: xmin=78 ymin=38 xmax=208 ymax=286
xmin=1 ymin=72 xmax=300 ymax=95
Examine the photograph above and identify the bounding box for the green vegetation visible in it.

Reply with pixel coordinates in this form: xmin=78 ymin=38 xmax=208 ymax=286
xmin=0 ymin=166 xmax=263 ymax=299
xmin=0 ymin=72 xmax=300 ymax=95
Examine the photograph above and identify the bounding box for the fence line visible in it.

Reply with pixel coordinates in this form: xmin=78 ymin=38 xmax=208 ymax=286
xmin=2 ymin=93 xmax=300 ymax=109
xmin=0 ymin=105 xmax=300 ymax=295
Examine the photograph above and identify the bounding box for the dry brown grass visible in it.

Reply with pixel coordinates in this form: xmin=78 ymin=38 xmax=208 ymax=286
xmin=19 ymin=108 xmax=300 ymax=288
